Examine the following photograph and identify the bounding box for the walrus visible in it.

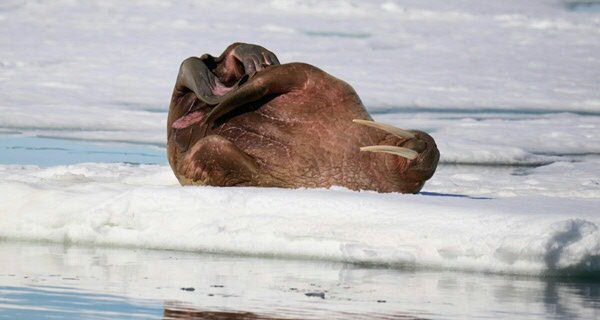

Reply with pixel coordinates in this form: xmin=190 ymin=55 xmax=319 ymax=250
xmin=167 ymin=43 xmax=439 ymax=193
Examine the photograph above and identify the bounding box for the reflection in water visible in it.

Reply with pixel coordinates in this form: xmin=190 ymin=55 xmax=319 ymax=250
xmin=543 ymin=280 xmax=600 ymax=319
xmin=162 ymin=304 xmax=428 ymax=320
xmin=163 ymin=306 xmax=291 ymax=320
xmin=0 ymin=242 xmax=598 ymax=320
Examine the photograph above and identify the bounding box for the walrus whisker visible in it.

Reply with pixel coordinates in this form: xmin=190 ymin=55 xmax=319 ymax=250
xmin=359 ymin=145 xmax=419 ymax=160
xmin=352 ymin=119 xmax=416 ymax=140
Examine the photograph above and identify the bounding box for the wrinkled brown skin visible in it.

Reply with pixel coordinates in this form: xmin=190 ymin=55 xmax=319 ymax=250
xmin=167 ymin=43 xmax=439 ymax=193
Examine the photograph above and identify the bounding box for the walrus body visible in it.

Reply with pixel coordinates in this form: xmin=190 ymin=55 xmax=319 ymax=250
xmin=167 ymin=43 xmax=439 ymax=193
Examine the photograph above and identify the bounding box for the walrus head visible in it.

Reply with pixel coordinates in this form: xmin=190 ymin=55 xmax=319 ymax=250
xmin=352 ymin=119 xmax=439 ymax=193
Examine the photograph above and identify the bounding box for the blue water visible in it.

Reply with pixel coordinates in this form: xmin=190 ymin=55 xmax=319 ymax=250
xmin=0 ymin=136 xmax=166 ymax=166
xmin=566 ymin=1 xmax=600 ymax=12
xmin=0 ymin=286 xmax=161 ymax=319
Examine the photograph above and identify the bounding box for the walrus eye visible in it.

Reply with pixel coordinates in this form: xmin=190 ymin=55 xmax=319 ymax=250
xmin=352 ymin=119 xmax=416 ymax=139
xmin=359 ymin=145 xmax=418 ymax=160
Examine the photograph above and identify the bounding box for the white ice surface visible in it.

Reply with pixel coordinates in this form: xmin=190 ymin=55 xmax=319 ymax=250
xmin=0 ymin=162 xmax=598 ymax=275
xmin=1 ymin=0 xmax=599 ymax=275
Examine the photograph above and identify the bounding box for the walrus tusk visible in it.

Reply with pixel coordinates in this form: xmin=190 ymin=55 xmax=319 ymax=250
xmin=359 ymin=145 xmax=419 ymax=160
xmin=352 ymin=119 xmax=416 ymax=140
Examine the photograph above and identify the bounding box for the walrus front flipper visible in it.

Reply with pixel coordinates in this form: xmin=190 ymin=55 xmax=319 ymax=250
xmin=202 ymin=42 xmax=280 ymax=85
xmin=202 ymin=63 xmax=310 ymax=129
xmin=176 ymin=43 xmax=282 ymax=107
xmin=179 ymin=135 xmax=262 ymax=187
xmin=175 ymin=57 xmax=226 ymax=106
xmin=228 ymin=43 xmax=280 ymax=74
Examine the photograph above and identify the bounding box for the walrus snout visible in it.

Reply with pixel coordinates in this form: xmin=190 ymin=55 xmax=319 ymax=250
xmin=351 ymin=119 xmax=439 ymax=192
xmin=404 ymin=130 xmax=440 ymax=182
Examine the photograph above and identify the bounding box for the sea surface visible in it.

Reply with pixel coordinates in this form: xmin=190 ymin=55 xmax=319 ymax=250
xmin=1 ymin=0 xmax=600 ymax=319
xmin=1 ymin=241 xmax=599 ymax=320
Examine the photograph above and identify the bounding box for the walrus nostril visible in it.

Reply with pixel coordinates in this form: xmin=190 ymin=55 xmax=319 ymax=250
xmin=403 ymin=139 xmax=427 ymax=153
